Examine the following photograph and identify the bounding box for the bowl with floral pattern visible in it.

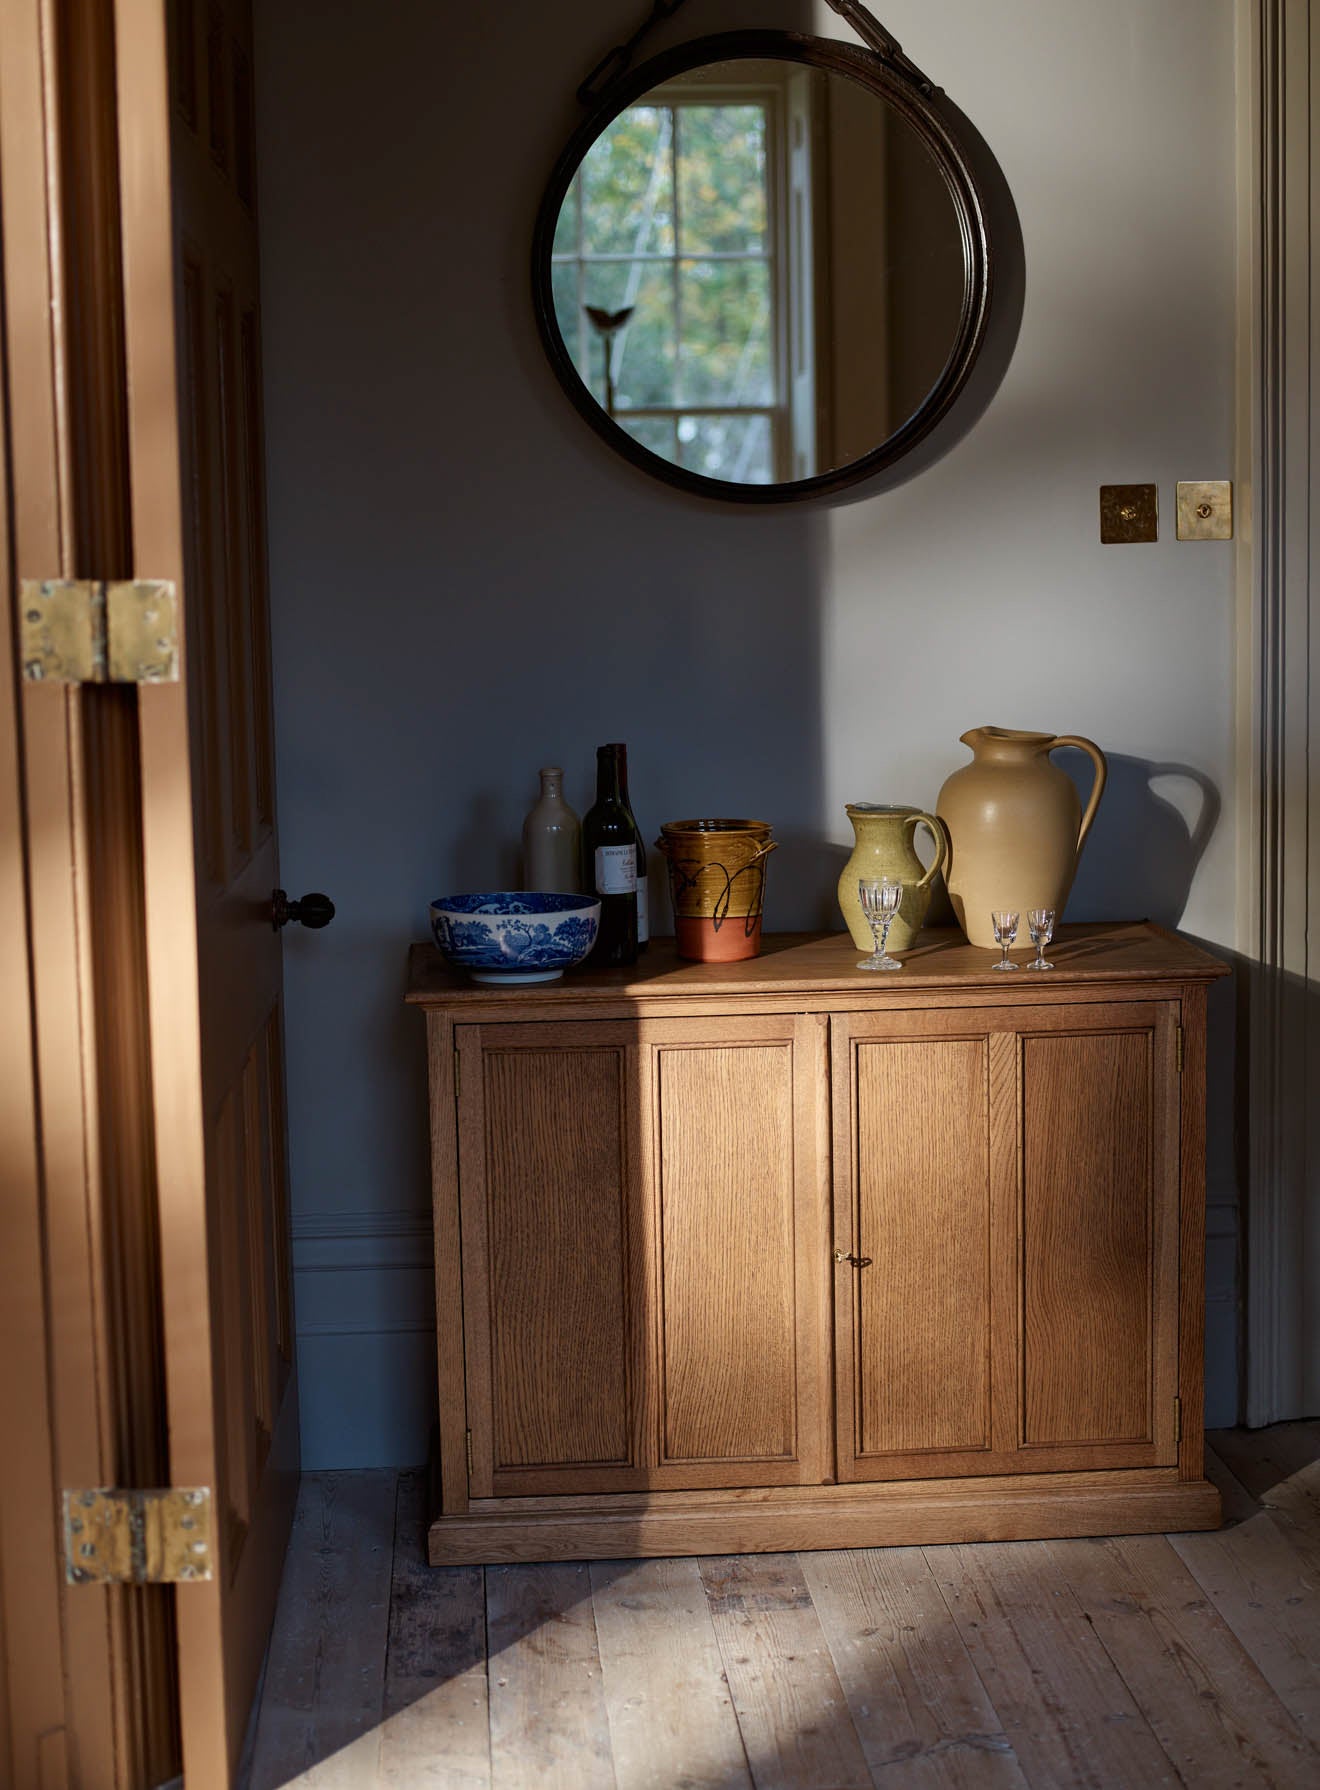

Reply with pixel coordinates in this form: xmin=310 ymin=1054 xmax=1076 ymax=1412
xmin=429 ymin=891 xmax=601 ymax=983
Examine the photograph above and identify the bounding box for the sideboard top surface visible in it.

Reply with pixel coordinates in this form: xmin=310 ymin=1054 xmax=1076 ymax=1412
xmin=407 ymin=922 xmax=1229 ymax=1012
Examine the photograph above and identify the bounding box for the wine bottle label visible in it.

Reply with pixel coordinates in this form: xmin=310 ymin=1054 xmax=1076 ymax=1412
xmin=594 ymin=844 xmax=637 ymax=895
xmin=636 ymin=871 xmax=649 ymax=941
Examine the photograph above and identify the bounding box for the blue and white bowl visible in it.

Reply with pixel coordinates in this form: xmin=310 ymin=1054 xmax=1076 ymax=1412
xmin=429 ymin=892 xmax=601 ymax=984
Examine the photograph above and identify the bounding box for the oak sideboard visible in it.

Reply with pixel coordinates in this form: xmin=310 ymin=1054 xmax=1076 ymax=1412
xmin=407 ymin=923 xmax=1228 ymax=1565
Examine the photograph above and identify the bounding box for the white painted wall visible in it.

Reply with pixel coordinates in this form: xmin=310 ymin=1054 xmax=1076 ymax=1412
xmin=256 ymin=0 xmax=1241 ymax=1468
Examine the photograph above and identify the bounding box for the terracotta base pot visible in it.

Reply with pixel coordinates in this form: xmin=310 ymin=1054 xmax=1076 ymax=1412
xmin=675 ymin=914 xmax=763 ymax=963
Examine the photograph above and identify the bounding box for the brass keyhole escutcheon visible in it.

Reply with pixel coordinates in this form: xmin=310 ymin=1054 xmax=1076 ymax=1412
xmin=1196 ymin=502 xmax=1213 ymax=519
xmin=834 ymin=1249 xmax=873 ymax=1269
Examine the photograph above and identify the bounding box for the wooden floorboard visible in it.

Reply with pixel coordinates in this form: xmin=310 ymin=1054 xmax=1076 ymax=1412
xmin=1204 ymin=1444 xmax=1263 ymax=1524
xmin=699 ymin=1553 xmax=872 ymax=1790
xmin=1050 ymin=1533 xmax=1315 ymax=1788
xmin=485 ymin=1561 xmax=615 ymax=1790
xmin=245 ymin=1471 xmax=398 ymax=1790
xmin=1172 ymin=1504 xmax=1320 ymax=1750
xmin=1210 ymin=1424 xmax=1320 ymax=1505
xmin=590 ymin=1556 xmax=752 ymax=1790
xmin=1209 ymin=1423 xmax=1320 ymax=1579
xmin=801 ymin=1546 xmax=1029 ymax=1789
xmin=378 ymin=1474 xmax=490 ymax=1788
xmin=923 ymin=1538 xmax=1181 ymax=1788
xmin=245 ymin=1426 xmax=1320 ymax=1789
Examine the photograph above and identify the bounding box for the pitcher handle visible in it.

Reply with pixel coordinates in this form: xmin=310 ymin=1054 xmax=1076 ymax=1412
xmin=1050 ymin=736 xmax=1108 ymax=852
xmin=903 ymin=811 xmax=948 ymax=890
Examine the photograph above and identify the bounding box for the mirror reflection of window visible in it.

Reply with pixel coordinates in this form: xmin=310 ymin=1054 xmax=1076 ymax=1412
xmin=553 ymin=77 xmax=787 ymax=484
xmin=548 ymin=59 xmax=968 ymax=490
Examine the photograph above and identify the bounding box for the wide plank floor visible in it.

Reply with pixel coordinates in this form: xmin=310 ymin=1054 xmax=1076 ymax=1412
xmin=241 ymin=1424 xmax=1320 ymax=1789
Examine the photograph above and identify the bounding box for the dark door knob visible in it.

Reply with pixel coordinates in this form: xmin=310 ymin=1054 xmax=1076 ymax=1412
xmin=272 ymin=889 xmax=335 ymax=932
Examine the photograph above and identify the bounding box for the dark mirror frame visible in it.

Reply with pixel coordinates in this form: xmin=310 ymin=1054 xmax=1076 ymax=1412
xmin=532 ymin=28 xmax=996 ymax=505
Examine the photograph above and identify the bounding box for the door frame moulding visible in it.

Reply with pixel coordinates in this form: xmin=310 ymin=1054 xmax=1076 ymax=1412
xmin=0 ymin=162 xmax=70 ymax=1790
xmin=0 ymin=0 xmax=185 ymax=1778
xmin=1236 ymin=0 xmax=1318 ymax=1425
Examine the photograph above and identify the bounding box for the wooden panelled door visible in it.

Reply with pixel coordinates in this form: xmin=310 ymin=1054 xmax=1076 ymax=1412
xmin=831 ymin=1002 xmax=1181 ymax=1484
xmin=129 ymin=0 xmax=300 ymax=1778
xmin=0 ymin=0 xmax=300 ymax=1782
xmin=456 ymin=1016 xmax=828 ymax=1500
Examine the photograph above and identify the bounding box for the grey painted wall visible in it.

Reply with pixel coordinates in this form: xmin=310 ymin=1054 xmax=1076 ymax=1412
xmin=256 ymin=0 xmax=1241 ymax=1468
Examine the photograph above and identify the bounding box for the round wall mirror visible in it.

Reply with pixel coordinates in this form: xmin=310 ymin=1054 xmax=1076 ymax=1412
xmin=532 ymin=30 xmax=1000 ymax=503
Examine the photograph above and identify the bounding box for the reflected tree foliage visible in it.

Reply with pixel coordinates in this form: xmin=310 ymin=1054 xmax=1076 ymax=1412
xmin=552 ymin=98 xmax=775 ymax=482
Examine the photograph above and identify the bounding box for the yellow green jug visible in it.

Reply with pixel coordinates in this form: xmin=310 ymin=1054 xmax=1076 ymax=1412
xmin=838 ymin=804 xmax=950 ymax=953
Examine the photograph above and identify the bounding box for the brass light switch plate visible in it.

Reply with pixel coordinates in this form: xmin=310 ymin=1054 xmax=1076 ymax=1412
xmin=1100 ymin=485 xmax=1158 ymax=543
xmin=1176 ymin=480 xmax=1233 ymax=540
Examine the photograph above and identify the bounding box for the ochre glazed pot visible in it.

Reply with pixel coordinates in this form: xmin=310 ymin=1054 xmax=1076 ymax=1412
xmin=656 ymin=818 xmax=777 ymax=962
xmin=837 ymin=804 xmax=949 ymax=953
xmin=937 ymin=727 xmax=1108 ymax=948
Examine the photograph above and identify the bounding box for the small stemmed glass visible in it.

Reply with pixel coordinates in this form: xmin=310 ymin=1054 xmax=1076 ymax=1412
xmin=1026 ymin=907 xmax=1056 ymax=971
xmin=857 ymin=877 xmax=904 ymax=971
xmin=990 ymin=910 xmax=1019 ymax=971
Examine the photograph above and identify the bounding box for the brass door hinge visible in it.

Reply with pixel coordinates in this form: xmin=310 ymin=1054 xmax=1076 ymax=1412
xmin=465 ymin=1429 xmax=474 ymax=1478
xmin=1174 ymin=1396 xmax=1183 ymax=1445
xmin=62 ymin=1487 xmax=212 ymax=1584
xmin=1176 ymin=1026 xmax=1185 ymax=1074
xmin=20 ymin=580 xmax=179 ymax=684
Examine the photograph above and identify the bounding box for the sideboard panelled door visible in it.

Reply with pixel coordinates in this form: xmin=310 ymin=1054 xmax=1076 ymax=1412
xmin=833 ymin=1002 xmax=1181 ymax=1483
xmin=457 ymin=1015 xmax=826 ymax=1496
xmin=642 ymin=1015 xmax=827 ymax=1489
xmin=458 ymin=1025 xmax=647 ymax=1497
xmin=117 ymin=0 xmax=297 ymax=1780
xmin=832 ymin=1010 xmax=1016 ymax=1483
xmin=1013 ymin=1003 xmax=1181 ymax=1472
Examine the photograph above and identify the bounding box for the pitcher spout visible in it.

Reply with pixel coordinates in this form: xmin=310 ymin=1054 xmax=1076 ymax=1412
xmin=960 ymin=725 xmax=1057 ymax=757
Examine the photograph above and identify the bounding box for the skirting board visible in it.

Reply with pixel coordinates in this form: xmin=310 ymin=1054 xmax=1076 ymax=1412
xmin=427 ymin=1474 xmax=1222 ymax=1565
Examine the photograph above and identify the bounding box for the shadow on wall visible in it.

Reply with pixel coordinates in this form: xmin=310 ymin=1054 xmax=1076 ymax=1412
xmin=1062 ymin=750 xmax=1221 ymax=929
xmin=259 ymin=0 xmax=838 ymax=1469
xmin=768 ymin=831 xmax=852 ymax=932
xmin=1058 ymin=747 xmax=1236 ymax=1427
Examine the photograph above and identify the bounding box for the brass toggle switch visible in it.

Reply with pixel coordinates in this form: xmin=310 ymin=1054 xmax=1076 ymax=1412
xmin=1100 ymin=484 xmax=1158 ymax=543
xmin=1176 ymin=480 xmax=1233 ymax=540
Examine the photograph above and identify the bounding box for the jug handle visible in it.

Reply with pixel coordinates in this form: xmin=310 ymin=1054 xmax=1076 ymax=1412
xmin=903 ymin=811 xmax=948 ymax=890
xmin=1050 ymin=736 xmax=1108 ymax=851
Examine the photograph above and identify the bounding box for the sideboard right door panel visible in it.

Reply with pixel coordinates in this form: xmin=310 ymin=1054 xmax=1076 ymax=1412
xmin=1014 ymin=1005 xmax=1180 ymax=1471
xmin=834 ymin=1000 xmax=1180 ymax=1484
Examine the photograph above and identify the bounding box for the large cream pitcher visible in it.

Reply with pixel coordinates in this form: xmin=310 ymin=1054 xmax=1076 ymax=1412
xmin=937 ymin=727 xmax=1107 ymax=949
xmin=837 ymin=804 xmax=949 ymax=953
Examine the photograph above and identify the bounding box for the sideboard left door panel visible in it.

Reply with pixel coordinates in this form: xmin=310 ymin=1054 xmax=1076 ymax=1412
xmin=458 ymin=1025 xmax=647 ymax=1497
xmin=458 ymin=1013 xmax=827 ymax=1497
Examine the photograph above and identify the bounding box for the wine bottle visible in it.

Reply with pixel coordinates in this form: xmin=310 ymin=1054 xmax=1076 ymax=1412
xmin=522 ymin=766 xmax=580 ymax=893
xmin=582 ymin=744 xmax=638 ymax=966
xmin=611 ymin=741 xmax=649 ymax=951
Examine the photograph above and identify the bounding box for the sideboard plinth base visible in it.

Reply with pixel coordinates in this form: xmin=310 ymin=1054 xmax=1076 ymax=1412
xmin=427 ymin=1474 xmax=1222 ymax=1566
